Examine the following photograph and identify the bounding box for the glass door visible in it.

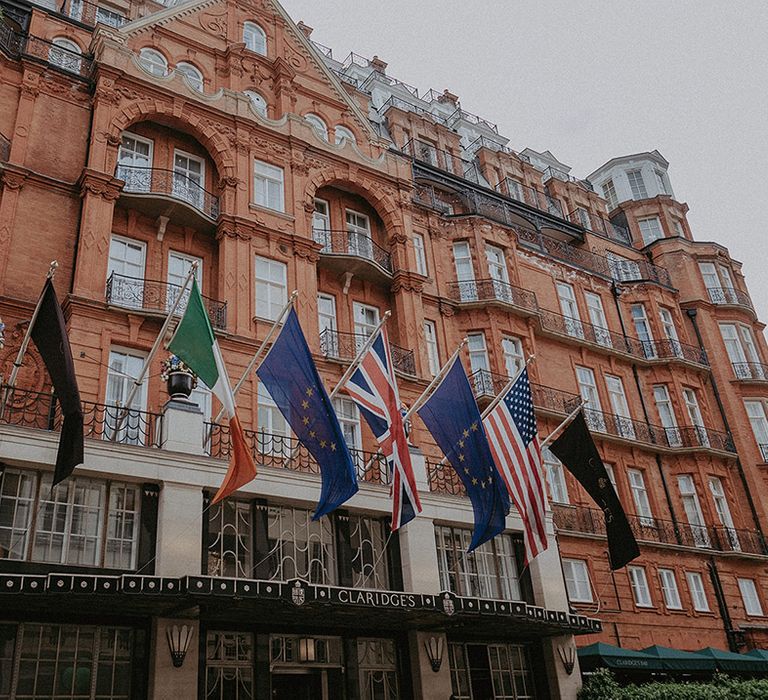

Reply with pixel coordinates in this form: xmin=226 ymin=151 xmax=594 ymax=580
xmin=318 ymin=294 xmax=338 ymax=357
xmin=117 ymin=133 xmax=152 ymax=192
xmin=468 ymin=333 xmax=492 ymax=396
xmin=653 ymin=385 xmax=682 ymax=447
xmin=107 ymin=236 xmax=146 ymax=310
xmin=678 ymin=475 xmax=711 ymax=547
xmin=708 ymin=477 xmax=740 ymax=551
xmin=605 ymin=375 xmax=635 ymax=439
xmin=453 ymin=241 xmax=476 ymax=302
xmin=353 ymin=302 xmax=379 ymax=354
xmin=576 ymin=366 xmax=605 ymax=432
xmin=630 ymin=304 xmax=656 ymax=358
xmin=557 ymin=283 xmax=583 ymax=339
xmin=346 ymin=210 xmax=373 ymax=260
xmin=659 ymin=308 xmax=682 ymax=357
xmin=485 ymin=244 xmax=509 ymax=302
xmin=173 ymin=150 xmax=205 ymax=209
xmin=683 ymin=389 xmax=710 ymax=447
xmin=313 ymin=199 xmax=331 ymax=251
xmin=585 ymin=292 xmax=611 ymax=347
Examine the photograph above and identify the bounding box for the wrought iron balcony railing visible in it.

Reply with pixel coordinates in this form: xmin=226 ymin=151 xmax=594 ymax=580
xmin=312 ymin=228 xmax=392 ymax=274
xmin=758 ymin=444 xmax=768 ymax=462
xmin=379 ymin=97 xmax=449 ymax=126
xmin=494 ymin=177 xmax=564 ymax=218
xmin=530 ymin=383 xmax=583 ymax=415
xmin=400 ymin=139 xmax=482 ymax=183
xmin=206 ymin=424 xmax=390 ymax=485
xmin=553 ymin=504 xmax=766 ymax=556
xmin=59 ymin=0 xmax=126 ymax=27
xmin=426 ymin=460 xmax=466 ymax=497
xmin=446 ymin=279 xmax=538 ymax=313
xmin=105 ymin=273 xmax=228 ymax=331
xmin=707 ymin=286 xmax=754 ymax=310
xmin=0 ymin=29 xmax=93 ymax=79
xmin=447 ymin=107 xmax=499 ymax=134
xmin=567 ymin=208 xmax=632 ymax=246
xmin=732 ymin=362 xmax=768 ymax=381
xmin=411 ymin=183 xmax=455 ymax=215
xmin=116 ymin=166 xmax=220 ymax=219
xmin=646 ymin=338 xmax=709 ymax=366
xmin=0 ymin=385 xmax=162 ymax=448
xmin=468 ymin=369 xmax=510 ymax=400
xmin=319 ymin=329 xmax=416 ymax=376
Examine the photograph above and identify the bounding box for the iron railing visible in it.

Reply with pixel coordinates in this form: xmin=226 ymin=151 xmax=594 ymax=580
xmin=425 ymin=460 xmax=466 ymax=497
xmin=25 ymin=34 xmax=93 ymax=78
xmin=206 ymin=424 xmax=390 ymax=485
xmin=758 ymin=444 xmax=768 ymax=462
xmin=465 ymin=135 xmax=517 ymax=157
xmin=312 ymin=227 xmax=392 ymax=273
xmin=0 ymin=385 xmax=162 ymax=447
xmin=412 ymin=183 xmax=454 ymax=215
xmin=318 ymin=329 xmax=416 ymax=376
xmin=446 ymin=279 xmax=538 ymax=313
xmin=105 ymin=273 xmax=228 ymax=331
xmin=468 ymin=369 xmax=510 ymax=400
xmin=0 ymin=24 xmax=22 ymax=57
xmin=646 ymin=338 xmax=709 ymax=366
xmin=116 ymin=166 xmax=220 ymax=219
xmin=707 ymin=287 xmax=754 ymax=310
xmin=494 ymin=177 xmax=564 ymax=218
xmin=567 ymin=209 xmax=632 ymax=246
xmin=530 ymin=383 xmax=583 ymax=415
xmin=553 ymin=504 xmax=766 ymax=556
xmin=400 ymin=139 xmax=482 ymax=183
xmin=59 ymin=0 xmax=126 ymax=27
xmin=447 ymin=107 xmax=499 ymax=134
xmin=379 ymin=96 xmax=448 ymax=125
xmin=732 ymin=362 xmax=768 ymax=381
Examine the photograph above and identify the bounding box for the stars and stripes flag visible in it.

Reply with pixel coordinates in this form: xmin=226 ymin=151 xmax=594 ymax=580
xmin=483 ymin=368 xmax=549 ymax=563
xmin=344 ymin=327 xmax=422 ymax=530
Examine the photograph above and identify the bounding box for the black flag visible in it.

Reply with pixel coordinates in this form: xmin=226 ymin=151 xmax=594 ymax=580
xmin=549 ymin=410 xmax=640 ymax=570
xmin=30 ymin=279 xmax=84 ymax=484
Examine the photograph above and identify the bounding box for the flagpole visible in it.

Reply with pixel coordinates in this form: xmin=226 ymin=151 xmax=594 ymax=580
xmin=113 ymin=262 xmax=199 ymax=433
xmin=540 ymin=400 xmax=587 ymax=449
xmin=209 ymin=290 xmax=299 ymax=426
xmin=328 ymin=311 xmax=391 ymax=400
xmin=435 ymin=354 xmax=536 ymax=468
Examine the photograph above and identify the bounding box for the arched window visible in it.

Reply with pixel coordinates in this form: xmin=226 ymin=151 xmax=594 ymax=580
xmin=243 ymin=22 xmax=267 ymax=55
xmin=139 ymin=48 xmax=168 ymax=77
xmin=175 ymin=62 xmax=203 ymax=92
xmin=334 ymin=126 xmax=356 ymax=146
xmin=49 ymin=37 xmax=82 ymax=74
xmin=305 ymin=114 xmax=328 ymax=141
xmin=244 ymin=90 xmax=268 ymax=117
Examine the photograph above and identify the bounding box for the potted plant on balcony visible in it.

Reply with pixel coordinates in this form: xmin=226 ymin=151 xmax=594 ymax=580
xmin=161 ymin=354 xmax=197 ymax=400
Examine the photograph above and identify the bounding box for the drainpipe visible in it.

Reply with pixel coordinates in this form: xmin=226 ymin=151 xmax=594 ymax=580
xmin=707 ymin=557 xmax=739 ymax=652
xmin=685 ymin=308 xmax=766 ymax=546
xmin=611 ymin=283 xmax=682 ymax=543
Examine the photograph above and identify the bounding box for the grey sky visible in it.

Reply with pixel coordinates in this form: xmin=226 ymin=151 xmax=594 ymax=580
xmin=281 ymin=0 xmax=768 ymax=327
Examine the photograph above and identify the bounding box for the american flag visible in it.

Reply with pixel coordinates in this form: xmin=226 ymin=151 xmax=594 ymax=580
xmin=344 ymin=327 xmax=422 ymax=530
xmin=483 ymin=368 xmax=548 ymax=563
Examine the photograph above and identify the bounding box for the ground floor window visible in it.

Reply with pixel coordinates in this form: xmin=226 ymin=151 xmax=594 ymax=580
xmin=205 ymin=631 xmax=254 ymax=700
xmin=449 ymin=642 xmax=535 ymax=699
xmin=357 ymin=638 xmax=399 ymax=699
xmin=0 ymin=622 xmax=138 ymax=699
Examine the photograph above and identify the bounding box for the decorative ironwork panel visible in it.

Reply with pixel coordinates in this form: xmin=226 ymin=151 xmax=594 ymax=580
xmin=346 ymin=514 xmax=390 ymax=590
xmin=319 ymin=329 xmax=415 ymax=376
xmin=358 ymin=638 xmax=399 ymax=700
xmin=206 ymin=631 xmax=254 ymax=700
xmin=207 ymin=499 xmax=253 ymax=578
xmin=312 ymin=228 xmax=392 ymax=273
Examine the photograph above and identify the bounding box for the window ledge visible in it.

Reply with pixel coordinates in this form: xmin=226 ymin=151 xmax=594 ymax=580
xmin=249 ymin=203 xmax=295 ymax=221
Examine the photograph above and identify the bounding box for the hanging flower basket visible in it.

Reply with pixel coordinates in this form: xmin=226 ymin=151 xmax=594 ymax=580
xmin=161 ymin=354 xmax=197 ymax=399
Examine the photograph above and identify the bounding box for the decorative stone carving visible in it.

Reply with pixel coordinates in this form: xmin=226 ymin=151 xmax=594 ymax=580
xmin=0 ymin=171 xmax=26 ymax=191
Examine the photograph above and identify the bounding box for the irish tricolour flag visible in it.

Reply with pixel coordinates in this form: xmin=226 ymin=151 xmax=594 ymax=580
xmin=169 ymin=279 xmax=257 ymax=503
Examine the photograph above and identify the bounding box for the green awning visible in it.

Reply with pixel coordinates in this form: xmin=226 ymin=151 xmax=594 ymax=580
xmin=578 ymin=642 xmax=661 ymax=671
xmin=695 ymin=647 xmax=768 ymax=673
xmin=641 ymin=645 xmax=717 ymax=672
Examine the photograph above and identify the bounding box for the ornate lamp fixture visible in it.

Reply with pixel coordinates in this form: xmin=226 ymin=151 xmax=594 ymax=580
xmin=166 ymin=624 xmax=194 ymax=668
xmin=558 ymin=643 xmax=576 ymax=675
xmin=424 ymin=636 xmax=444 ymax=673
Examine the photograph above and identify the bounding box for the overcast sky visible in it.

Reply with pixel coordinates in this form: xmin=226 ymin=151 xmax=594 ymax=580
xmin=281 ymin=0 xmax=768 ymax=327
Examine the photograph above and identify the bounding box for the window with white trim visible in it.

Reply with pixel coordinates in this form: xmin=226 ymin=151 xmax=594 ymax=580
xmin=745 ymin=400 xmax=768 ymax=460
xmin=562 ymin=559 xmax=592 ymax=603
xmin=243 ymin=22 xmax=266 ymax=55
xmin=653 ymin=384 xmax=682 ymax=447
xmin=413 ymin=233 xmax=428 ymax=275
xmin=424 ymin=320 xmax=439 ymax=377
xmin=543 ymin=447 xmax=568 ymax=504
xmin=584 ymin=292 xmax=611 ymax=347
xmin=576 ymin=366 xmax=605 ymax=433
xmin=257 ymin=382 xmax=289 ymax=451
xmin=602 ymin=179 xmax=618 ymax=210
xmin=557 ymin=282 xmax=584 ymax=339
xmin=253 ymin=160 xmax=284 ymax=212
xmin=254 ymin=256 xmax=287 ymax=320
xmin=605 ymin=374 xmax=635 ymax=439
xmin=501 ymin=336 xmax=524 ymax=377
xmin=138 ymin=47 xmax=167 ymax=76
xmin=628 ymin=469 xmax=653 ymax=525
xmin=638 ymin=216 xmax=663 ymax=244
xmin=686 ymin=571 xmax=710 ymax=612
xmin=628 ymin=566 xmax=653 ymax=607
xmin=659 ymin=308 xmax=682 ymax=356
xmin=630 ymin=303 xmax=656 ymax=359
xmin=333 ymin=397 xmax=361 ymax=450
xmin=720 ymin=323 xmax=764 ymax=379
xmin=627 ymin=169 xmax=648 ymax=199
xmin=244 ymin=90 xmax=267 ymax=117
xmin=678 ymin=475 xmax=710 ymax=548
xmin=604 ymin=463 xmax=618 ymax=492
xmin=655 ymin=169 xmax=669 ymax=195
xmin=105 ymin=348 xmax=149 ymax=445
xmin=107 ymin=236 xmax=146 ymax=309
xmin=305 ymin=113 xmax=329 ymax=141
xmin=49 ymin=37 xmax=82 ymax=73
xmin=175 ymin=61 xmax=203 ymax=91
xmin=708 ymin=477 xmax=739 ymax=551
xmin=659 ymin=568 xmax=682 ymax=610
xmin=738 ymin=578 xmax=764 ymax=616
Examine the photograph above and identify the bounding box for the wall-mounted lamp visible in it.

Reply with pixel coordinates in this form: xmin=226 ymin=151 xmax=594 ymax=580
xmin=166 ymin=624 xmax=193 ymax=668
xmin=557 ymin=643 xmax=576 ymax=675
xmin=424 ymin=636 xmax=444 ymax=673
xmin=298 ymin=637 xmax=316 ymax=663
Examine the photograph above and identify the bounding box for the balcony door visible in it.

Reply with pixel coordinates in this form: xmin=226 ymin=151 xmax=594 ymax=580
xmin=105 ymin=348 xmax=148 ymax=445
xmin=453 ymin=241 xmax=476 ymax=302
xmin=605 ymin=375 xmax=635 ymax=439
xmin=313 ymin=199 xmax=331 ymax=250
xmin=576 ymin=366 xmax=605 ymax=432
xmin=683 ymin=389 xmax=710 ymax=447
xmin=318 ymin=294 xmax=338 ymax=357
xmin=346 ymin=210 xmax=372 ymax=260
xmin=584 ymin=292 xmax=611 ymax=347
xmin=557 ymin=283 xmax=584 ymax=339
xmin=708 ymin=477 xmax=740 ymax=551
xmin=167 ymin=252 xmax=202 ymax=315
xmin=117 ymin=132 xmax=153 ymax=192
xmin=678 ymin=475 xmax=710 ymax=548
xmin=173 ymin=150 xmax=205 ymax=209
xmin=653 ymin=385 xmax=682 ymax=447
xmin=468 ymin=333 xmax=491 ymax=396
xmin=353 ymin=302 xmax=379 ymax=354
xmin=485 ymin=244 xmax=509 ymax=302
xmin=630 ymin=304 xmax=657 ymax=359
xmin=501 ymin=336 xmax=524 ymax=378
xmin=659 ymin=308 xmax=683 ymax=357
xmin=107 ymin=236 xmax=146 ymax=310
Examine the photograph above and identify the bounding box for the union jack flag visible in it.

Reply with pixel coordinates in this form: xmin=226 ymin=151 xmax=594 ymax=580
xmin=344 ymin=327 xmax=422 ymax=530
xmin=483 ymin=368 xmax=549 ymax=563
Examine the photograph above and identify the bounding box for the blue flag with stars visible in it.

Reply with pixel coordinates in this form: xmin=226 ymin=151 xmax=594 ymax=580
xmin=256 ymin=308 xmax=358 ymax=519
xmin=418 ymin=358 xmax=510 ymax=551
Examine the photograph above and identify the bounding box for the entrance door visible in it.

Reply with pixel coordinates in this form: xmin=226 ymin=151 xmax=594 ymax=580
xmin=272 ymin=672 xmax=323 ymax=700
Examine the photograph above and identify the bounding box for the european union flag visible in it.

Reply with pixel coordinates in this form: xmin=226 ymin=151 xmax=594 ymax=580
xmin=256 ymin=308 xmax=358 ymax=519
xmin=418 ymin=359 xmax=510 ymax=551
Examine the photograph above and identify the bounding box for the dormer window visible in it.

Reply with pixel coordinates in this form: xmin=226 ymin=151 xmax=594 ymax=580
xmin=602 ymin=179 xmax=618 ymax=210
xmin=655 ymin=169 xmax=669 ymax=195
xmin=243 ymin=22 xmax=267 ymax=55
xmin=627 ymin=169 xmax=648 ymax=199
xmin=139 ymin=48 xmax=168 ymax=77
xmin=175 ymin=62 xmax=203 ymax=91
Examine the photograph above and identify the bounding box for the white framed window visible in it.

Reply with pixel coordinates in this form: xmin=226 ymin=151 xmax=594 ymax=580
xmin=172 ymin=149 xmax=205 ymax=209
xmin=485 ymin=244 xmax=509 ymax=284
xmin=245 ymin=90 xmax=268 ymax=117
xmin=353 ymin=302 xmax=380 ymax=338
xmin=682 ymin=388 xmax=709 ymax=447
xmin=346 ymin=209 xmax=373 ymax=259
xmin=686 ymin=571 xmax=710 ymax=612
xmin=413 ymin=234 xmax=428 ymax=275
xmin=709 ymin=477 xmax=740 ymax=551
xmin=653 ymin=385 xmax=682 ymax=447
xmin=334 ymin=125 xmax=356 ymax=145
xmin=117 ymin=132 xmax=153 ymax=192
xmin=453 ymin=241 xmax=475 ymax=302
xmin=243 ymin=21 xmax=267 ymax=55
xmin=333 ymin=397 xmax=361 ymax=450
xmin=745 ymin=400 xmax=768 ymax=460
xmin=318 ymin=293 xmax=338 ymax=357
xmin=659 ymin=308 xmax=682 ymax=357
xmin=105 ymin=348 xmax=148 ymax=445
xmin=655 ymin=169 xmax=668 ymax=195
xmin=257 ymin=382 xmax=288 ymax=442
xmin=175 ymin=61 xmax=203 ymax=91
xmin=627 ymin=169 xmax=648 ymax=199
xmin=562 ymin=559 xmax=592 ymax=603
xmin=604 ymin=463 xmax=618 ymax=492
xmin=501 ymin=336 xmax=524 ymax=378
xmin=638 ymin=217 xmax=663 ymax=245
xmin=738 ymin=578 xmax=764 ymax=616
xmin=49 ymin=37 xmax=82 ymax=73
xmin=557 ymin=282 xmax=584 ymax=339
xmin=424 ymin=320 xmax=439 ymax=377
xmin=167 ymin=251 xmax=202 ymax=313
xmin=305 ymin=113 xmax=329 ymax=141
xmin=605 ymin=374 xmax=635 ymax=439
xmin=467 ymin=333 xmax=490 ymax=374
xmin=607 ymin=251 xmax=641 ymax=283
xmin=576 ymin=366 xmax=605 ymax=432
xmin=108 ymin=235 xmax=146 ymax=283
xmin=253 ymin=160 xmax=284 ymax=212
xmin=659 ymin=569 xmax=682 ymax=610
xmin=720 ymin=323 xmax=764 ymax=379
xmin=139 ymin=47 xmax=168 ymax=76
xmin=543 ymin=447 xmax=568 ymax=504
xmin=678 ymin=475 xmax=710 ymax=548
xmin=630 ymin=304 xmax=656 ymax=358
xmin=627 ymin=469 xmax=653 ymax=525
xmin=584 ymin=292 xmax=611 ymax=347
xmin=602 ymin=179 xmax=618 ymax=210
xmin=254 ymin=256 xmax=286 ymax=321
xmin=628 ymin=566 xmax=652 ymax=607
